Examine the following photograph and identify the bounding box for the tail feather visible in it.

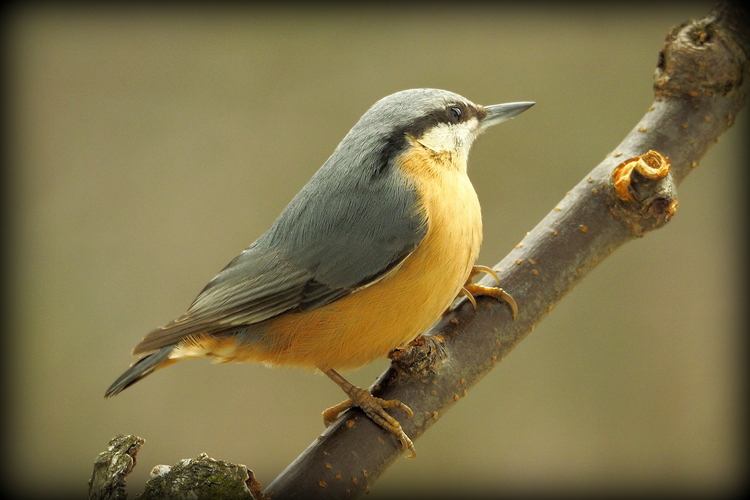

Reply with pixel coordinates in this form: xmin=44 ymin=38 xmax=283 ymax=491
xmin=105 ymin=346 xmax=175 ymax=398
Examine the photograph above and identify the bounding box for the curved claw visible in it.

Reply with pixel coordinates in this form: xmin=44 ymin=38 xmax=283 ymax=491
xmin=459 ymin=265 xmax=518 ymax=320
xmin=463 ymin=283 xmax=518 ymax=320
xmin=471 ymin=265 xmax=499 ymax=285
xmin=366 ymin=395 xmax=416 ymax=458
xmin=459 ymin=287 xmax=478 ymax=309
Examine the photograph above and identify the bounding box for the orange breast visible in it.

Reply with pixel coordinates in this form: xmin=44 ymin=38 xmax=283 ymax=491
xmin=172 ymin=145 xmax=483 ymax=371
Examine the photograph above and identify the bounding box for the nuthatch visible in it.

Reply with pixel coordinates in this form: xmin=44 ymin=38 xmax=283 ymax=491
xmin=106 ymin=88 xmax=534 ymax=457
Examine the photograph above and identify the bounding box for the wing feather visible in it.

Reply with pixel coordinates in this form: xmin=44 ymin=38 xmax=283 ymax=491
xmin=132 ymin=131 xmax=426 ymax=355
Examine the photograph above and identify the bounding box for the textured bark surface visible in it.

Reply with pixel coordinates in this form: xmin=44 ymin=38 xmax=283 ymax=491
xmin=88 ymin=435 xmax=144 ymax=500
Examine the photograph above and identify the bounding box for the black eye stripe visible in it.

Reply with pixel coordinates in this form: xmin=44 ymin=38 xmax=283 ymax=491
xmin=401 ymin=102 xmax=481 ymax=138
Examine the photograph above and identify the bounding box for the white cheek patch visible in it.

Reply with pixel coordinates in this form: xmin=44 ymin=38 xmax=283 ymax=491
xmin=417 ymin=118 xmax=479 ymax=159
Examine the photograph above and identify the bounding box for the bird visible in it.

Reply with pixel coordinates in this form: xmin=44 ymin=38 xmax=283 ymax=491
xmin=105 ymin=88 xmax=534 ymax=458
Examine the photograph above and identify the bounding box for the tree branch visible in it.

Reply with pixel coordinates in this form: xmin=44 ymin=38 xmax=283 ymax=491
xmin=264 ymin=2 xmax=749 ymax=498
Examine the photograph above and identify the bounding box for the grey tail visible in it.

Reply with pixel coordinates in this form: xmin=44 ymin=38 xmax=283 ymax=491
xmin=105 ymin=346 xmax=174 ymax=398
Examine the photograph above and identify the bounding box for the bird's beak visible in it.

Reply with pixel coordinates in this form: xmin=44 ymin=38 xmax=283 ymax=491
xmin=481 ymin=102 xmax=535 ymax=129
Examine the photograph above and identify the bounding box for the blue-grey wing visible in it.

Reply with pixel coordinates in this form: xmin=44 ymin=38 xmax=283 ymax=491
xmin=131 ymin=160 xmax=425 ymax=355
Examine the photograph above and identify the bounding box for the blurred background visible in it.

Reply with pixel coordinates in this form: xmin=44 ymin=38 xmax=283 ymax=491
xmin=3 ymin=2 xmax=746 ymax=498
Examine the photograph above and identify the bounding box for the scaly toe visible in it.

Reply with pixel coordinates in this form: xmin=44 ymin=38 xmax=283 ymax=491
xmin=351 ymin=390 xmax=416 ymax=457
xmin=463 ymin=283 xmax=518 ymax=320
xmin=323 ymin=369 xmax=417 ymax=457
xmin=322 ymin=399 xmax=354 ymax=427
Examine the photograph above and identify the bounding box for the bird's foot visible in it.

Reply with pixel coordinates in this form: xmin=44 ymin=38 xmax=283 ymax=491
xmin=459 ymin=265 xmax=518 ymax=319
xmin=323 ymin=369 xmax=416 ymax=458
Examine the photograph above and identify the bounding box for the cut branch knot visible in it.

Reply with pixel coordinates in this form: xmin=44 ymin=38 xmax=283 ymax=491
xmin=389 ymin=334 xmax=447 ymax=378
xmin=654 ymin=1 xmax=748 ymax=98
xmin=611 ymin=150 xmax=678 ymax=235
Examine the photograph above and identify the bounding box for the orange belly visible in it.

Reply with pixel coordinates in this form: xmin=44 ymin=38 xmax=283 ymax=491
xmin=172 ymin=146 xmax=482 ymax=371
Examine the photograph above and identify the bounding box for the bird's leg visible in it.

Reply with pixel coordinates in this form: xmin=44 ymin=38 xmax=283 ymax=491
xmin=321 ymin=368 xmax=416 ymax=458
xmin=459 ymin=265 xmax=518 ymax=320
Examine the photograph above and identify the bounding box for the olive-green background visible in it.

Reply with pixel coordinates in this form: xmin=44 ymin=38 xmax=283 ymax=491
xmin=4 ymin=3 xmax=746 ymax=498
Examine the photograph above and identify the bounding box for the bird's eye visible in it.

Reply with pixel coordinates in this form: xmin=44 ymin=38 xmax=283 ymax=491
xmin=449 ymin=106 xmax=462 ymax=122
